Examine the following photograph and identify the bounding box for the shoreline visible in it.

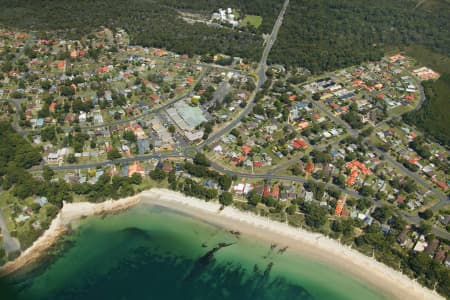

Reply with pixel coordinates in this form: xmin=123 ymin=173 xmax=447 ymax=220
xmin=0 ymin=195 xmax=141 ymax=277
xmin=0 ymin=188 xmax=443 ymax=299
xmin=139 ymin=189 xmax=442 ymax=300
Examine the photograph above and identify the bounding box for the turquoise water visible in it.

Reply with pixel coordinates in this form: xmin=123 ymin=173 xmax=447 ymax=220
xmin=5 ymin=204 xmax=387 ymax=300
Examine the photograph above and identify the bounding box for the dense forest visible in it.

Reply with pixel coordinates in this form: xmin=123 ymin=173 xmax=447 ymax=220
xmin=1 ymin=0 xmax=448 ymax=75
xmin=160 ymin=0 xmax=282 ymax=34
xmin=0 ymin=0 xmax=281 ymax=61
xmin=269 ymin=0 xmax=450 ymax=73
xmin=0 ymin=1 xmax=449 ymax=147
xmin=0 ymin=122 xmax=41 ymax=174
xmin=403 ymin=74 xmax=450 ymax=147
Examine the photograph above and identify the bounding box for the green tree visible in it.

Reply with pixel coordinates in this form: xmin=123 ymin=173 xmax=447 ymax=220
xmin=60 ymin=85 xmax=75 ymax=97
xmin=193 ymin=152 xmax=210 ymax=167
xmin=168 ymin=125 xmax=176 ymax=134
xmin=356 ymin=198 xmax=371 ymax=210
xmin=130 ymin=173 xmax=142 ymax=185
xmin=41 ymin=80 xmax=52 ymax=90
xmin=218 ymin=175 xmax=232 ymax=191
xmin=42 ymin=166 xmax=55 ymax=181
xmin=312 ymin=93 xmax=321 ymax=101
xmin=247 ymin=190 xmax=261 ymax=206
xmin=286 ymin=204 xmax=297 ymax=215
xmin=66 ymin=153 xmax=77 ymax=164
xmin=123 ymin=130 xmax=137 ymax=143
xmin=149 ymin=168 xmax=166 ymax=181
xmin=107 ymin=148 xmax=122 ymax=160
xmin=372 ymin=206 xmax=392 ymax=223
xmin=418 ymin=220 xmax=432 ymax=235
xmin=219 ymin=192 xmax=233 ymax=206
xmin=420 ymin=209 xmax=433 ymax=220
xmin=301 ymin=202 xmax=327 ymax=228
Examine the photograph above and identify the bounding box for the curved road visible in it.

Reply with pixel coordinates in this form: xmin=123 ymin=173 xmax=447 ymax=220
xmin=0 ymin=98 xmax=28 ymax=134
xmin=17 ymin=67 xmax=211 ymax=136
xmin=10 ymin=0 xmax=450 ymax=241
xmin=297 ymin=87 xmax=449 ymax=212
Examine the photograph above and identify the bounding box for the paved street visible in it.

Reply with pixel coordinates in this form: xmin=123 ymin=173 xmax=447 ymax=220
xmin=200 ymin=0 xmax=290 ymax=147
xmin=5 ymin=0 xmax=450 ymax=242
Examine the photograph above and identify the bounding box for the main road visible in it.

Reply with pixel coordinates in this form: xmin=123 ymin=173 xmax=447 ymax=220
xmin=21 ymin=0 xmax=449 ymax=240
xmin=200 ymin=0 xmax=290 ymax=147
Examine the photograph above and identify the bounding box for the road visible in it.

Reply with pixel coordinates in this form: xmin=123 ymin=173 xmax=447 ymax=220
xmin=154 ymin=56 xmax=249 ymax=75
xmin=298 ymin=89 xmax=358 ymax=136
xmin=41 ymin=148 xmax=450 ymax=240
xmin=0 ymin=98 xmax=26 ymax=134
xmin=33 ymin=153 xmax=188 ymax=172
xmin=400 ymin=212 xmax=450 ymax=240
xmin=207 ymin=160 xmax=362 ymax=199
xmin=7 ymin=0 xmax=450 ymax=242
xmin=298 ymin=87 xmax=449 ymax=213
xmin=200 ymin=0 xmax=290 ymax=147
xmin=266 ymin=134 xmax=349 ymax=176
xmin=0 ymin=209 xmax=21 ymax=254
xmin=366 ymin=142 xmax=449 ymax=209
xmin=19 ymin=67 xmax=212 ymax=136
xmin=26 ymin=0 xmax=292 ymax=174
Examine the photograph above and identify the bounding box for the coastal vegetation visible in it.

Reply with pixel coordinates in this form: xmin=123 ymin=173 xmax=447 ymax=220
xmin=0 ymin=1 xmax=449 ymax=298
xmin=404 ymin=75 xmax=450 ymax=147
xmin=151 ymin=163 xmax=450 ymax=298
xmin=0 ymin=122 xmax=146 ymax=249
xmin=0 ymin=122 xmax=41 ymax=173
xmin=0 ymin=126 xmax=449 ymax=297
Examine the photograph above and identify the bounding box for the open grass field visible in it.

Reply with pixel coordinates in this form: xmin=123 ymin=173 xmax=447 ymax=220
xmin=241 ymin=15 xmax=263 ymax=28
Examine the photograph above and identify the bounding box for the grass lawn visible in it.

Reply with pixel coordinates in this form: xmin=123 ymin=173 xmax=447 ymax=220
xmin=389 ymin=104 xmax=414 ymax=116
xmin=409 ymin=196 xmax=440 ymax=214
xmin=241 ymin=15 xmax=262 ymax=29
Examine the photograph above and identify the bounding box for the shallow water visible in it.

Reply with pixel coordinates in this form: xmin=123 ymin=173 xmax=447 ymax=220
xmin=7 ymin=203 xmax=387 ymax=300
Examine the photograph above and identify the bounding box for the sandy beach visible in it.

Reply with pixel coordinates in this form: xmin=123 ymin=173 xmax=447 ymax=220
xmin=140 ymin=189 xmax=443 ymax=300
xmin=0 ymin=195 xmax=141 ymax=277
xmin=0 ymin=188 xmax=443 ymax=300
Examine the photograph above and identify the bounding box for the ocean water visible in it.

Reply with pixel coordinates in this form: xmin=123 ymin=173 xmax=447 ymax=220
xmin=5 ymin=203 xmax=387 ymax=300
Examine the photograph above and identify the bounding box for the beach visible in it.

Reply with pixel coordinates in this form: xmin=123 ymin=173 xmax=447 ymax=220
xmin=0 ymin=188 xmax=443 ymax=300
xmin=0 ymin=195 xmax=141 ymax=277
xmin=139 ymin=189 xmax=442 ymax=300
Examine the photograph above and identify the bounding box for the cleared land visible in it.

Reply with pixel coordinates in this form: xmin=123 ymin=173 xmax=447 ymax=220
xmin=241 ymin=15 xmax=263 ymax=28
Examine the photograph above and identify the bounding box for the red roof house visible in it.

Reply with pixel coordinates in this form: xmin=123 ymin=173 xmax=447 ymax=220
xmin=242 ymin=145 xmax=252 ymax=155
xmin=271 ymin=184 xmax=280 ymax=199
xmin=263 ymin=185 xmax=271 ymax=197
xmin=292 ymin=139 xmax=308 ymax=150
